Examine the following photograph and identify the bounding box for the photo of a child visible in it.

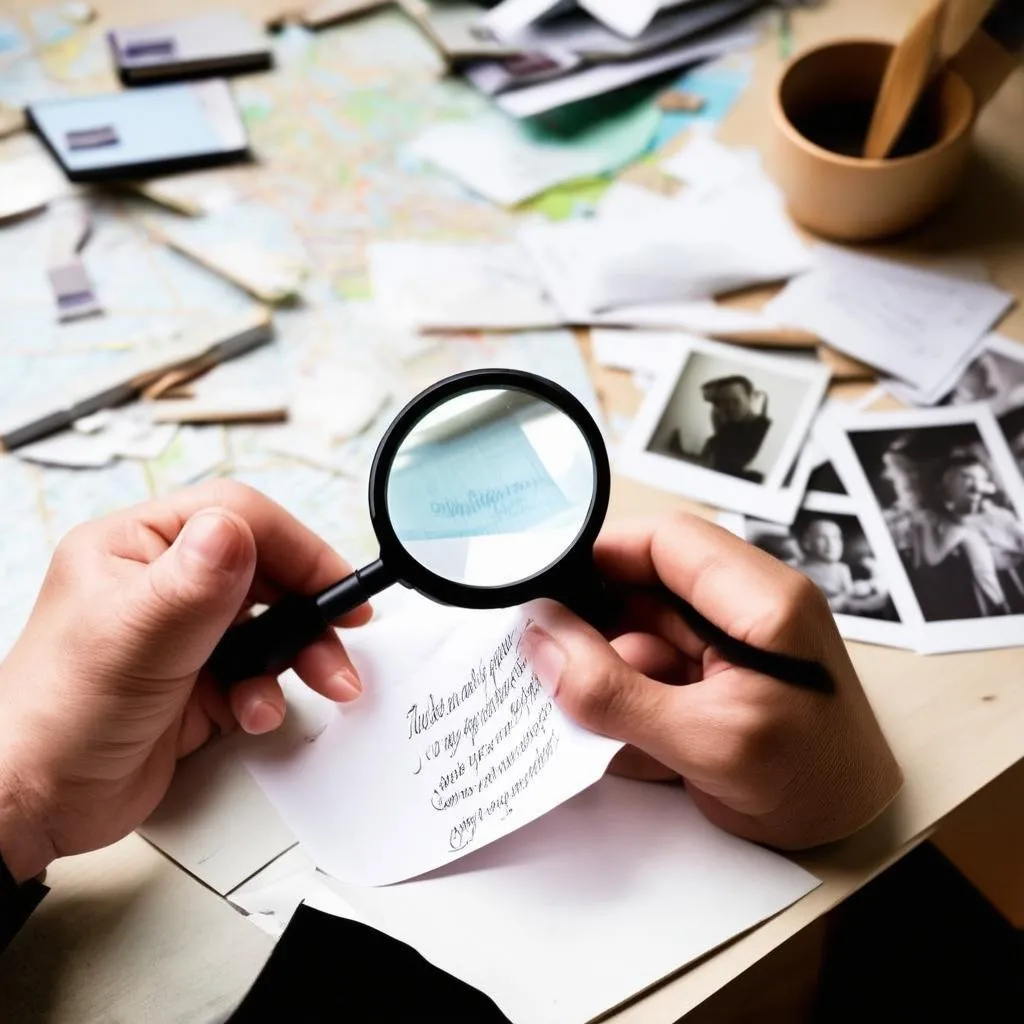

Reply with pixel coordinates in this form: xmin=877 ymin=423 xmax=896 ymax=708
xmin=748 ymin=511 xmax=898 ymax=621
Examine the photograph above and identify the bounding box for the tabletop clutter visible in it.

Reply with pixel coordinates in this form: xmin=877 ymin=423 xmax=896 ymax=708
xmin=1 ymin=1 xmax=1024 ymax=1019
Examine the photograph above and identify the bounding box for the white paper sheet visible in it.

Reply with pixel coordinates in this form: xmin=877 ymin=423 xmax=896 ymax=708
xmin=765 ymin=246 xmax=1015 ymax=396
xmin=367 ymin=241 xmax=563 ymax=330
xmin=407 ymin=103 xmax=659 ymax=206
xmin=496 ymin=22 xmax=758 ymax=117
xmin=520 ymin=176 xmax=810 ymax=315
xmin=661 ymin=128 xmax=762 ymax=198
xmin=319 ymin=776 xmax=817 ymax=1024
xmin=0 ymin=151 xmax=71 ymax=222
xmin=494 ymin=0 xmax=757 ymax=58
xmin=241 ymin=592 xmax=623 ymax=885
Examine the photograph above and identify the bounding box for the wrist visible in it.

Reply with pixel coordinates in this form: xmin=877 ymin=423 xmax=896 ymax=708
xmin=0 ymin=759 xmax=56 ymax=884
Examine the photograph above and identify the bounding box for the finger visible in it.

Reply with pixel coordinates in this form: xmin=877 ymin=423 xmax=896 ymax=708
xmin=608 ymin=589 xmax=707 ymax=662
xmin=593 ymin=517 xmax=663 ymax=585
xmin=607 ymin=746 xmax=681 ymax=782
xmin=522 ymin=599 xmax=683 ymax=754
xmin=292 ymin=631 xmax=364 ymax=703
xmin=111 ymin=480 xmax=373 ymax=627
xmin=229 ymin=675 xmax=287 ymax=735
xmin=611 ymin=632 xmax=697 ymax=685
xmin=129 ymin=509 xmax=258 ymax=680
xmin=649 ymin=513 xmax=832 ymax=657
xmin=177 ymin=674 xmax=238 ymax=758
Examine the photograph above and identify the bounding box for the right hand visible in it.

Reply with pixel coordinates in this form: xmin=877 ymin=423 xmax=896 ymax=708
xmin=522 ymin=513 xmax=902 ymax=851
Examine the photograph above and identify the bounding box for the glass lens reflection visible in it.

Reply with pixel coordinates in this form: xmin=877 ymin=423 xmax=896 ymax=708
xmin=386 ymin=388 xmax=596 ymax=588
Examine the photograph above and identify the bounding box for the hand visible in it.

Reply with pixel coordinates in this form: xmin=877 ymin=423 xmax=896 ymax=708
xmin=522 ymin=514 xmax=902 ymax=850
xmin=0 ymin=481 xmax=370 ymax=882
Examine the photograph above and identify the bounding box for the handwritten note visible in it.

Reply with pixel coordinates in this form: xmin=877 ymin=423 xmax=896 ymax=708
xmin=241 ymin=592 xmax=622 ymax=886
xmin=387 ymin=416 xmax=570 ymax=542
xmin=766 ymin=245 xmax=1014 ymax=394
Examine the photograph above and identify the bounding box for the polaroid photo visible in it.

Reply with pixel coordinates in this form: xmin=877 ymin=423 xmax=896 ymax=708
xmin=940 ymin=334 xmax=1024 ymax=478
xmin=617 ymin=335 xmax=830 ymax=522
xmin=823 ymin=403 xmax=1024 ymax=654
xmin=735 ymin=492 xmax=909 ymax=649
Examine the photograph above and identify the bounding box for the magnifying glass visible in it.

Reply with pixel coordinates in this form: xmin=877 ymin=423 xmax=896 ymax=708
xmin=209 ymin=369 xmax=833 ymax=694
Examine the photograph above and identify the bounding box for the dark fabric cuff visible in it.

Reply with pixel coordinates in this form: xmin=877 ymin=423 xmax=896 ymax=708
xmin=0 ymin=878 xmax=49 ymax=955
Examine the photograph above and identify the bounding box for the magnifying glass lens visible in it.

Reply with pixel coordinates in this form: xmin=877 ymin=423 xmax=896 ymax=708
xmin=385 ymin=388 xmax=596 ymax=589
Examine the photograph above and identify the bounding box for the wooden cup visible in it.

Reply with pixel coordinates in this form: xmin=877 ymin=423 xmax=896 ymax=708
xmin=769 ymin=39 xmax=976 ymax=242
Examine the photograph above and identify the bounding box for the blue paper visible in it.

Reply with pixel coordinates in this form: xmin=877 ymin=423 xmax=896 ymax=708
xmin=654 ymin=60 xmax=752 ymax=150
xmin=30 ymin=81 xmax=246 ymax=174
xmin=387 ymin=418 xmax=569 ymax=543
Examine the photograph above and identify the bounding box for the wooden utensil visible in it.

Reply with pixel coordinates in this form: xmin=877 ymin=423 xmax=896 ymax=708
xmin=864 ymin=0 xmax=998 ymax=159
xmin=863 ymin=0 xmax=946 ymax=159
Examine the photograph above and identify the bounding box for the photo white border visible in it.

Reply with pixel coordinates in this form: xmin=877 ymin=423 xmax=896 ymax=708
xmin=822 ymin=402 xmax=1024 ymax=655
xmin=887 ymin=332 xmax=1024 ymax=409
xmin=616 ymin=336 xmax=831 ymax=524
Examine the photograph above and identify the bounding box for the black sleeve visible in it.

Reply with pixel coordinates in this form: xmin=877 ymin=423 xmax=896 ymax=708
xmin=0 ymin=874 xmax=49 ymax=954
xmin=227 ymin=904 xmax=512 ymax=1023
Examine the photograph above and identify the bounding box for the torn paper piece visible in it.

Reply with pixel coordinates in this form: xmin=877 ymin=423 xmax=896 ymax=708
xmin=407 ymin=102 xmax=660 ymax=207
xmin=368 ymin=242 xmax=562 ymax=331
xmin=16 ymin=429 xmax=114 ymax=468
xmin=47 ymin=200 xmax=101 ymax=321
xmin=765 ymin=245 xmax=1015 ymax=396
xmin=520 ymin=178 xmax=810 ymax=316
xmin=126 ymin=169 xmax=241 ymax=216
xmin=496 ymin=22 xmax=758 ymax=118
xmin=0 ymin=152 xmax=70 ymax=221
xmin=146 ymin=213 xmax=308 ymax=304
xmin=241 ymin=593 xmax=623 ymax=886
xmin=661 ymin=129 xmax=762 ymax=198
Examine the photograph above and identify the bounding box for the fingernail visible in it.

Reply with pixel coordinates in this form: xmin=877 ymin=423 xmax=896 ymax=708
xmin=178 ymin=511 xmax=244 ymax=572
xmin=243 ymin=699 xmax=284 ymax=735
xmin=327 ymin=669 xmax=363 ymax=702
xmin=522 ymin=625 xmax=566 ymax=698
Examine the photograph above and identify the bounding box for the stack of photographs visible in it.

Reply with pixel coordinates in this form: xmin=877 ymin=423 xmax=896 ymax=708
xmin=614 ymin=332 xmax=1024 ymax=655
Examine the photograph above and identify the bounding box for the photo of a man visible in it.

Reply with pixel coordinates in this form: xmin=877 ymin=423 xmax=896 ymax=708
xmin=647 ymin=350 xmax=813 ymax=486
xmin=686 ymin=375 xmax=771 ymax=482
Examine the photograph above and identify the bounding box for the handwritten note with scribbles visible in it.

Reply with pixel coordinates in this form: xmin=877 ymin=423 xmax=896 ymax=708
xmin=241 ymin=592 xmax=622 ymax=886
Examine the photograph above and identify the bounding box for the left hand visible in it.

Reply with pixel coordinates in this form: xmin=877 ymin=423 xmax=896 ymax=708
xmin=0 ymin=481 xmax=371 ymax=882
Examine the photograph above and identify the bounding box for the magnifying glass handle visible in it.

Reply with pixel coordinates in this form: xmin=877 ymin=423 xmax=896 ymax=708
xmin=208 ymin=561 xmax=390 ymax=688
xmin=657 ymin=590 xmax=835 ymax=695
xmin=206 ymin=592 xmax=335 ymax=688
xmin=558 ymin=565 xmax=835 ymax=695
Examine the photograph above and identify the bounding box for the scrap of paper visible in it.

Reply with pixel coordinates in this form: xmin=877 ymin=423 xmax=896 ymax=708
xmin=661 ymin=127 xmax=762 ymax=198
xmin=520 ymin=176 xmax=810 ymax=316
xmin=766 ymin=246 xmax=1015 ymax=397
xmin=0 ymin=152 xmax=69 ymax=221
xmin=368 ymin=241 xmax=562 ymax=330
xmin=496 ymin=22 xmax=758 ymax=118
xmin=241 ymin=592 xmax=623 ymax=886
xmin=47 ymin=200 xmax=101 ymax=321
xmin=407 ymin=101 xmax=660 ymax=206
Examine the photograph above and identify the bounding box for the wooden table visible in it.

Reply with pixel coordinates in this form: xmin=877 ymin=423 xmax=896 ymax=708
xmin=2 ymin=1 xmax=1023 ymax=1021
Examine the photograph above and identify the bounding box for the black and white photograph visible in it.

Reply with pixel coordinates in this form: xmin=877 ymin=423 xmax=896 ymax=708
xmin=942 ymin=334 xmax=1024 ymax=477
xmin=827 ymin=405 xmax=1024 ymax=654
xmin=742 ymin=493 xmax=906 ymax=648
xmin=943 ymin=334 xmax=1024 ymax=416
xmin=618 ymin=337 xmax=830 ymax=523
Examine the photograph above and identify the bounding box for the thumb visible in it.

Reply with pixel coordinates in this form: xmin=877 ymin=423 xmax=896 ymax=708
xmin=521 ymin=600 xmax=674 ymax=750
xmin=129 ymin=509 xmax=257 ymax=679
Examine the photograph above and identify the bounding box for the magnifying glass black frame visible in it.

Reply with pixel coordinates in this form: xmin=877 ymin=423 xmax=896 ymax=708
xmin=209 ymin=368 xmax=611 ymax=687
xmin=366 ymin=368 xmax=610 ymax=611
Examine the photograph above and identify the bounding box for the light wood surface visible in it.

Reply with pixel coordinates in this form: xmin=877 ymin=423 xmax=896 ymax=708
xmin=2 ymin=1 xmax=1023 ymax=1022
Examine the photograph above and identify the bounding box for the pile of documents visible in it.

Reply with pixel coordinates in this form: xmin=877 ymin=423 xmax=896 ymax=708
xmin=406 ymin=0 xmax=767 ymax=116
